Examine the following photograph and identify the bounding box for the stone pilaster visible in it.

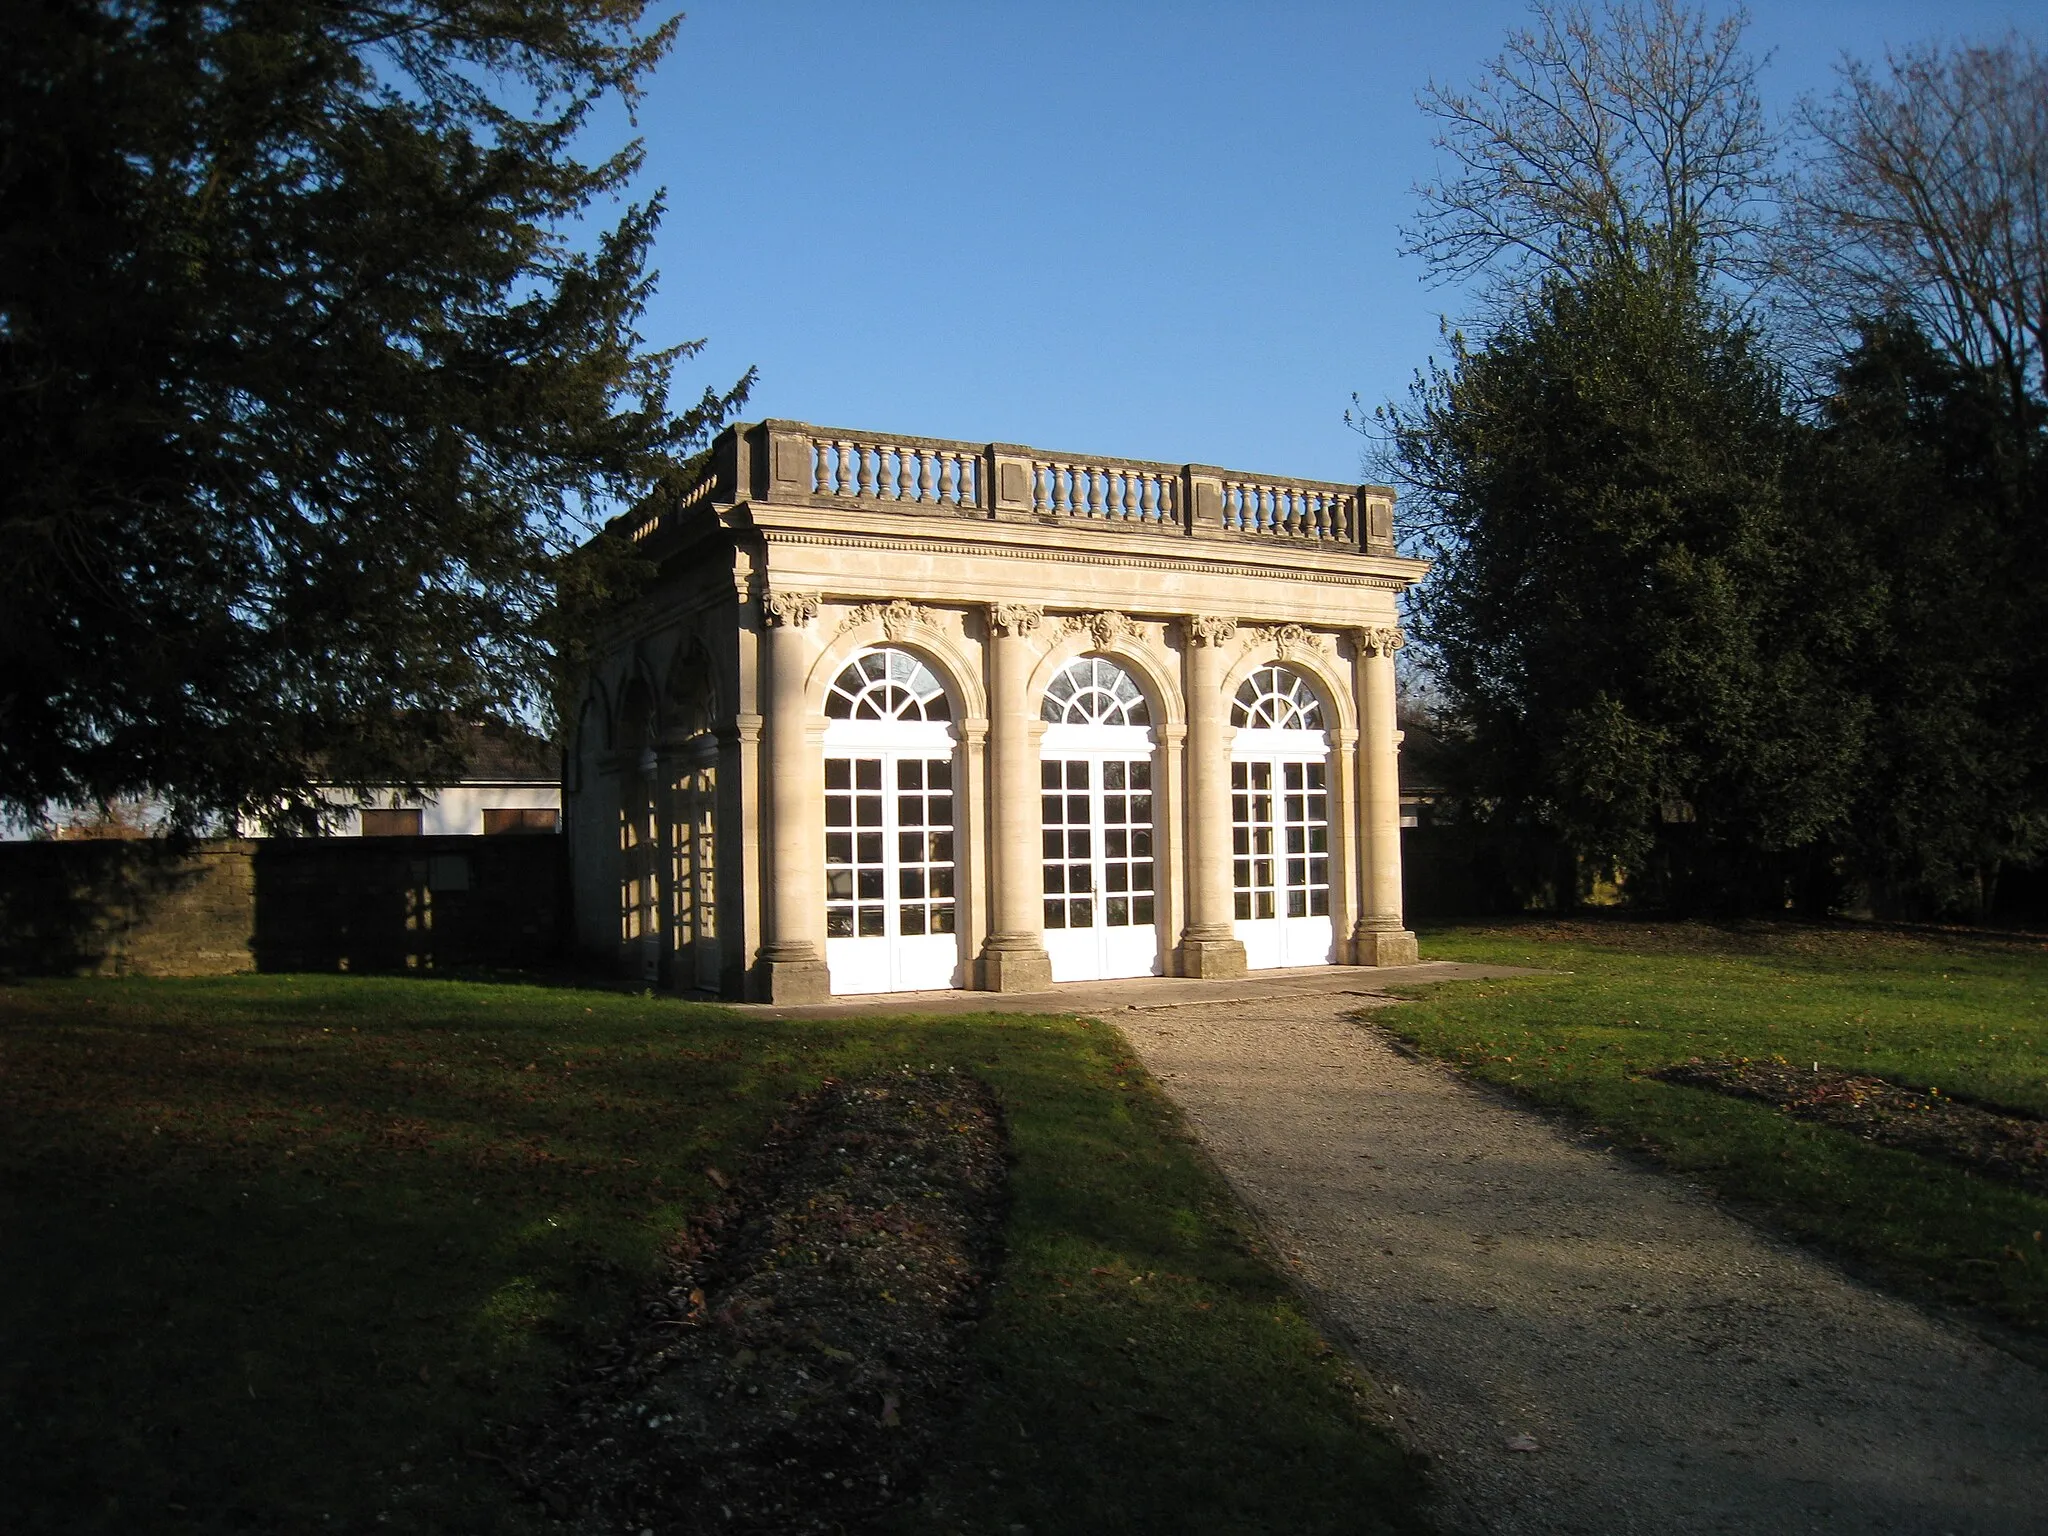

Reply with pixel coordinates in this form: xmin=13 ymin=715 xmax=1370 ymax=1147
xmin=754 ymin=590 xmax=831 ymax=1002
xmin=1176 ymin=614 xmax=1248 ymax=978
xmin=1352 ymin=624 xmax=1418 ymax=967
xmin=978 ymin=602 xmax=1053 ymax=992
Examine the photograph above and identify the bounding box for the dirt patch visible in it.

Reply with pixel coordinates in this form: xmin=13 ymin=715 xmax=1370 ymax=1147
xmin=1653 ymin=1057 xmax=2048 ymax=1196
xmin=510 ymin=1068 xmax=1008 ymax=1533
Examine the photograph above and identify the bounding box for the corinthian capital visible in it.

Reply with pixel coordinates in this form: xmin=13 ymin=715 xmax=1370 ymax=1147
xmin=986 ymin=602 xmax=1044 ymax=638
xmin=1183 ymin=614 xmax=1238 ymax=648
xmin=761 ymin=590 xmax=821 ymax=629
xmin=1353 ymin=623 xmax=1405 ymax=657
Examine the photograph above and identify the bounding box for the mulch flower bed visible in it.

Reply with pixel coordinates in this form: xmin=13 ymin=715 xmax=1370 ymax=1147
xmin=1652 ymin=1057 xmax=2048 ymax=1196
xmin=509 ymin=1068 xmax=1009 ymax=1533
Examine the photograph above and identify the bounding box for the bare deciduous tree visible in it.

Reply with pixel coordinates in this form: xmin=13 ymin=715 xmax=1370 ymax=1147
xmin=1404 ymin=0 xmax=1775 ymax=306
xmin=1783 ymin=35 xmax=2048 ymax=422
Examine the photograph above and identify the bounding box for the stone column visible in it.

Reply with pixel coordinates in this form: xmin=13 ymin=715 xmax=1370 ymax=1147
xmin=979 ymin=603 xmax=1053 ymax=991
xmin=754 ymin=590 xmax=831 ymax=1002
xmin=1176 ymin=615 xmax=1247 ymax=978
xmin=1353 ymin=624 xmax=1419 ymax=967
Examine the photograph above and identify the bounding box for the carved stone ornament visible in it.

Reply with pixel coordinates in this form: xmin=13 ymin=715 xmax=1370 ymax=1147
xmin=1353 ymin=624 xmax=1406 ymax=657
xmin=1059 ymin=610 xmax=1138 ymax=650
xmin=760 ymin=590 xmax=821 ymax=629
xmin=838 ymin=598 xmax=936 ymax=640
xmin=986 ymin=601 xmax=1044 ymax=638
xmin=1183 ymin=614 xmax=1238 ymax=648
xmin=1255 ymin=622 xmax=1328 ymax=662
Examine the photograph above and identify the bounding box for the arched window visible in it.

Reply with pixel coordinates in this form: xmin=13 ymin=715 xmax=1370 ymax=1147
xmin=824 ymin=648 xmax=952 ymax=721
xmin=1231 ymin=665 xmax=1324 ymax=730
xmin=1041 ymin=656 xmax=1151 ymax=726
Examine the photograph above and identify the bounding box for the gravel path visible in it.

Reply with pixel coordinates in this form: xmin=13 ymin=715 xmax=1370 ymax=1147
xmin=1115 ymin=992 xmax=2048 ymax=1536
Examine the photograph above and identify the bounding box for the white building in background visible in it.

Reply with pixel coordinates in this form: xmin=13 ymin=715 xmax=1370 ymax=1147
xmin=568 ymin=419 xmax=1428 ymax=1002
xmin=329 ymin=723 xmax=561 ymax=837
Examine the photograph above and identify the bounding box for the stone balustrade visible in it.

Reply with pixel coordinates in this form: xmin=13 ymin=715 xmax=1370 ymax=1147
xmin=1219 ymin=476 xmax=1358 ymax=542
xmin=629 ymin=419 xmax=1398 ymax=553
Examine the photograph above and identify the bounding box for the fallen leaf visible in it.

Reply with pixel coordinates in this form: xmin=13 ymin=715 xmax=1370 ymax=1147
xmin=705 ymin=1166 xmax=729 ymax=1190
xmin=1504 ymin=1433 xmax=1540 ymax=1453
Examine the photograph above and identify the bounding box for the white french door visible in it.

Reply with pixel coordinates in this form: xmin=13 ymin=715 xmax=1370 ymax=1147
xmin=823 ymin=739 xmax=961 ymax=995
xmin=1039 ymin=729 xmax=1162 ymax=982
xmin=1231 ymin=730 xmax=1334 ymax=969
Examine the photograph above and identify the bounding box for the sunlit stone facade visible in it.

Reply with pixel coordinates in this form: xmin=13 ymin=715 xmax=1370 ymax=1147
xmin=566 ymin=419 xmax=1429 ymax=1002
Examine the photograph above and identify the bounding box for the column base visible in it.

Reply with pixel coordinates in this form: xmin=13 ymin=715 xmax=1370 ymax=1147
xmin=1352 ymin=928 xmax=1420 ymax=967
xmin=1175 ymin=934 xmax=1247 ymax=979
xmin=754 ymin=950 xmax=832 ymax=1004
xmin=979 ymin=941 xmax=1053 ymax=993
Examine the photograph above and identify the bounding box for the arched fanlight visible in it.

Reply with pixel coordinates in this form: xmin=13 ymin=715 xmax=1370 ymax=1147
xmin=823 ymin=648 xmax=952 ymax=721
xmin=1231 ymin=665 xmax=1324 ymax=729
xmin=1041 ymin=656 xmax=1152 ymax=726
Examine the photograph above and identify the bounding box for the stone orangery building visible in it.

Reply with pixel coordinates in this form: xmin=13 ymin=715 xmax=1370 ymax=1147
xmin=567 ymin=419 xmax=1428 ymax=1002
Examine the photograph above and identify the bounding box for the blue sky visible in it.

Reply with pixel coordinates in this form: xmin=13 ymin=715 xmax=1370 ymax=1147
xmin=627 ymin=2 xmax=2041 ymax=486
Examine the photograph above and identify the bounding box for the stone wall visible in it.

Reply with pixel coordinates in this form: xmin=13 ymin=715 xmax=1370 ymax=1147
xmin=0 ymin=837 xmax=566 ymax=977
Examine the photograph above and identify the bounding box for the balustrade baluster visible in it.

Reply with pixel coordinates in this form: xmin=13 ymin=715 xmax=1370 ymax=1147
xmin=830 ymin=441 xmax=851 ymax=496
xmin=917 ymin=451 xmax=935 ymax=503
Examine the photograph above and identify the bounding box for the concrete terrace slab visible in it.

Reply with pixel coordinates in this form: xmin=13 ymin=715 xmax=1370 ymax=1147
xmin=724 ymin=960 xmax=1543 ymax=1021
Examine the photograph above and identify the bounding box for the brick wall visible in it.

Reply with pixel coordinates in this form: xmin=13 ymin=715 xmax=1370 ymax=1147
xmin=0 ymin=837 xmax=565 ymax=977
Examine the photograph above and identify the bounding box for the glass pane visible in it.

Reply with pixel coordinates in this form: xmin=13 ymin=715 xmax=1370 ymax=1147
xmin=897 ymin=759 xmax=923 ymax=789
xmin=900 ymin=869 xmax=926 ymax=900
xmin=827 ymin=832 xmax=851 ymax=863
xmin=856 ymin=759 xmax=882 ymax=790
xmin=1067 ymin=829 xmax=1090 ymax=858
xmin=1309 ymin=763 xmax=1326 ymax=789
xmin=1131 ymin=795 xmax=1152 ymax=822
xmin=1042 ymin=793 xmax=1062 ymax=825
xmin=1130 ymin=761 xmax=1152 ymax=790
xmin=900 ymin=905 xmax=926 ymax=936
xmin=825 ymin=760 xmax=850 ymax=790
xmin=1107 ymin=896 xmax=1129 ymax=926
xmin=857 ymin=832 xmax=884 ymax=864
xmin=1042 ymin=761 xmax=1061 ymax=790
xmin=1104 ymin=761 xmax=1125 ymax=790
xmin=929 ymin=795 xmax=953 ymax=827
xmin=1256 ymin=892 xmax=1275 ymax=918
xmin=856 ymin=796 xmax=882 ymax=827
xmin=928 ymin=759 xmax=952 ymax=790
xmin=929 ymin=832 xmax=952 ymax=862
xmin=858 ymin=870 xmax=883 ymax=900
xmin=1043 ymin=829 xmax=1063 ymax=859
xmin=1232 ymin=763 xmax=1248 ymax=789
xmin=1234 ymin=892 xmax=1251 ymax=919
xmin=1288 ymin=890 xmax=1307 ymax=917
xmin=1310 ymin=889 xmax=1329 ymax=916
xmin=900 ymin=832 xmax=923 ymax=863
xmin=826 ymin=870 xmax=853 ymax=899
xmin=1134 ymin=895 xmax=1154 ymax=925
xmin=931 ymin=905 xmax=955 ymax=934
xmin=1132 ymin=829 xmax=1152 ymax=857
xmin=930 ymin=868 xmax=954 ymax=898
xmin=1134 ymin=861 xmax=1154 ymax=891
xmin=1106 ymin=829 xmax=1127 ymax=859
xmin=1234 ymin=859 xmax=1251 ymax=889
xmin=1045 ymin=864 xmax=1066 ymax=894
xmin=1105 ymin=794 xmax=1126 ymax=823
xmin=1044 ymin=898 xmax=1066 ymax=929
xmin=898 ymin=795 xmax=925 ymax=828
xmin=1069 ymin=899 xmax=1093 ymax=927
xmin=1106 ymin=864 xmax=1129 ymax=892
xmin=1069 ymin=864 xmax=1093 ymax=893
xmin=1069 ymin=761 xmax=1090 ymax=789
xmin=827 ymin=910 xmax=854 ymax=937
xmin=858 ymin=907 xmax=885 ymax=936
xmin=826 ymin=799 xmax=851 ymax=828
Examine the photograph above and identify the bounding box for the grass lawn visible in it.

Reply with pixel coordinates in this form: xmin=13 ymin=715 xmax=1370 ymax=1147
xmin=1392 ymin=918 xmax=2048 ymax=1336
xmin=0 ymin=975 xmax=1427 ymax=1536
